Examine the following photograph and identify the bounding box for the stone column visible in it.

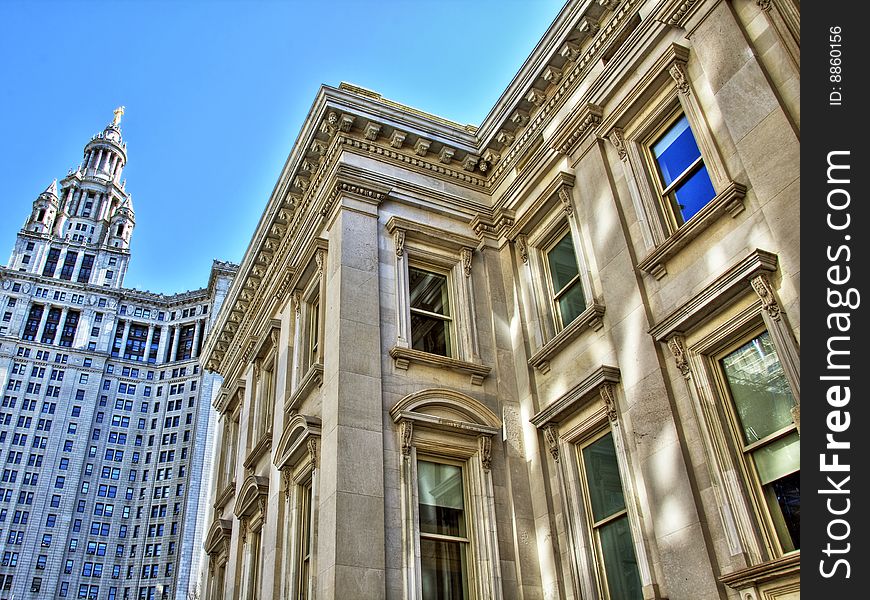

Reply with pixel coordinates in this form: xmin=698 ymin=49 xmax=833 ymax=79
xmin=156 ymin=325 xmax=169 ymax=364
xmin=144 ymin=326 xmax=156 ymax=363
xmin=119 ymin=320 xmax=132 ymax=358
xmin=170 ymin=325 xmax=179 ymax=362
xmin=191 ymin=319 xmax=203 ymax=359
xmin=316 ymin=192 xmax=385 ymax=598
xmin=34 ymin=304 xmax=51 ymax=342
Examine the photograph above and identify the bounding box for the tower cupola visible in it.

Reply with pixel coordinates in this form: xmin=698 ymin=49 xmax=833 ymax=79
xmin=26 ymin=180 xmax=59 ymax=234
xmin=82 ymin=106 xmax=128 ymax=183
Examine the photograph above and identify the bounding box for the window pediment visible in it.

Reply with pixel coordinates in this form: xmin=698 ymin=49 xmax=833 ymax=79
xmin=233 ymin=474 xmax=269 ymax=518
xmin=390 ymin=388 xmax=501 ymax=437
xmin=274 ymin=414 xmax=322 ymax=472
xmin=204 ymin=518 xmax=233 ymax=556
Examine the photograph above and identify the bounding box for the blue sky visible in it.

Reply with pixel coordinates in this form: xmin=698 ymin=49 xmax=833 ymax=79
xmin=0 ymin=0 xmax=564 ymax=294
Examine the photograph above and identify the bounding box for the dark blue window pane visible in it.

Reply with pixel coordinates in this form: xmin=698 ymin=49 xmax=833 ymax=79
xmin=672 ymin=164 xmax=716 ymax=222
xmin=653 ymin=115 xmax=700 ymax=187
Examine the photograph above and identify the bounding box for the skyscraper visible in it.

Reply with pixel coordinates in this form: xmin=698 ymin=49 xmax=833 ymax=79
xmin=0 ymin=110 xmax=236 ymax=600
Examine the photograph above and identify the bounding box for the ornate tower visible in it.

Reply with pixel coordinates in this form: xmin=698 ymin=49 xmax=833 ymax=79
xmin=8 ymin=108 xmax=135 ymax=288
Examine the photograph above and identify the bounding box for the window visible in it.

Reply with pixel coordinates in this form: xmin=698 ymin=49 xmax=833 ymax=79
xmin=578 ymin=431 xmax=642 ymax=600
xmin=408 ymin=267 xmax=452 ymax=357
xmin=417 ymin=459 xmax=470 ymax=600
xmin=718 ymin=331 xmax=799 ymax=553
xmin=648 ymin=113 xmax=715 ymax=228
xmin=297 ymin=482 xmax=313 ymax=600
xmin=544 ymin=231 xmax=586 ymax=329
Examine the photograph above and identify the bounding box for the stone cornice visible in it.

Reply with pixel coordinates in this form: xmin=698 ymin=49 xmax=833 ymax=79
xmin=550 ymin=103 xmax=604 ymax=155
xmin=636 ymin=181 xmax=748 ymax=279
xmin=504 ymin=171 xmax=576 ymax=239
xmin=648 ymin=249 xmax=779 ymax=341
xmin=530 ymin=365 xmax=621 ymax=427
xmin=482 ymin=0 xmax=643 ymax=188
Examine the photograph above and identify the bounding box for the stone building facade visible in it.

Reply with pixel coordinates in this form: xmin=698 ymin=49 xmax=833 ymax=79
xmin=0 ymin=112 xmax=236 ymax=600
xmin=200 ymin=1 xmax=800 ymax=599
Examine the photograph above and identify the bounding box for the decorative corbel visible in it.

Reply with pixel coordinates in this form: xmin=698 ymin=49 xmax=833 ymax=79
xmin=414 ymin=139 xmax=431 ymax=156
xmin=390 ymin=130 xmax=406 ymax=149
xmin=667 ymin=334 xmax=691 ymax=378
xmin=599 ymin=382 xmax=618 ymax=423
xmin=394 ymin=230 xmax=406 ymax=258
xmin=307 ymin=438 xmax=318 ymax=469
xmin=478 ymin=436 xmax=493 ymax=472
xmin=516 ymin=234 xmax=529 ymax=264
xmin=669 ymin=62 xmax=691 ymax=95
xmin=750 ymin=274 xmax=782 ymax=321
xmin=282 ymin=469 xmax=292 ymax=501
xmin=314 ymin=248 xmax=325 ymax=277
xmin=543 ymin=424 xmax=560 ymax=462
xmin=608 ymin=128 xmax=628 ymax=161
xmin=439 ymin=147 xmax=455 ymax=164
xmin=525 ymin=88 xmax=546 ymax=107
xmin=257 ymin=496 xmax=267 ymax=524
xmin=461 ymin=248 xmax=473 ymax=277
xmin=239 ymin=517 xmax=248 ymax=545
xmin=339 ymin=114 xmax=355 ymax=132
xmin=400 ymin=420 xmax=413 ymax=456
xmin=558 ymin=187 xmax=574 ymax=215
xmin=364 ymin=122 xmax=381 ymax=141
xmin=496 ymin=131 xmax=515 ymax=146
xmin=292 ymin=291 xmax=302 ymax=317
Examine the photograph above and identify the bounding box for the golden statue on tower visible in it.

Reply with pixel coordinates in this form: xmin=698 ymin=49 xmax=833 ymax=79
xmin=112 ymin=106 xmax=125 ymax=127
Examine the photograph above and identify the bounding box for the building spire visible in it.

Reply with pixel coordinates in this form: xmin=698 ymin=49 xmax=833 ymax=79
xmin=42 ymin=179 xmax=58 ymax=197
xmin=112 ymin=106 xmax=125 ymax=127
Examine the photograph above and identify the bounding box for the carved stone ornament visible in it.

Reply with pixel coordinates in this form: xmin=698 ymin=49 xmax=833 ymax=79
xmin=516 ymin=234 xmax=529 ymax=264
xmin=558 ymin=187 xmax=574 ymax=215
xmin=496 ymin=131 xmax=515 ymax=146
xmin=439 ymin=147 xmax=455 ymax=163
xmin=757 ymin=0 xmax=772 ymax=11
xmin=282 ymin=469 xmax=292 ymax=500
xmin=414 ymin=139 xmax=431 ymax=156
xmin=667 ymin=334 xmax=691 ymax=378
xmin=292 ymin=291 xmax=302 ymax=317
xmin=239 ymin=517 xmax=248 ymax=544
xmin=257 ymin=496 xmax=267 ymax=524
xmin=314 ymin=248 xmax=325 ymax=276
xmin=478 ymin=436 xmax=493 ymax=472
xmin=400 ymin=420 xmax=413 ymax=456
xmin=750 ymin=274 xmax=782 ymax=321
xmin=364 ymin=122 xmax=381 ymax=141
xmin=608 ymin=128 xmax=628 ymax=161
xmin=394 ymin=230 xmax=406 ymax=258
xmin=669 ymin=62 xmax=691 ymax=95
xmin=543 ymin=424 xmax=560 ymax=462
xmin=525 ymin=88 xmax=546 ymax=107
xmin=390 ymin=130 xmax=406 ymax=149
xmin=461 ymin=248 xmax=473 ymax=277
xmin=599 ymin=382 xmax=618 ymax=423
xmin=307 ymin=438 xmax=318 ymax=468
xmin=339 ymin=114 xmax=355 ymax=132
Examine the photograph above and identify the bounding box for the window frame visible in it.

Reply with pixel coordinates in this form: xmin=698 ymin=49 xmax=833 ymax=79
xmin=407 ymin=263 xmax=456 ymax=359
xmin=705 ymin=325 xmax=800 ymax=557
xmin=415 ymin=455 xmax=472 ymax=600
xmin=390 ymin=388 xmax=502 ymax=600
xmin=643 ymin=108 xmax=716 ymax=232
xmin=538 ymin=222 xmax=591 ymax=334
xmin=387 ymin=217 xmax=488 ymax=385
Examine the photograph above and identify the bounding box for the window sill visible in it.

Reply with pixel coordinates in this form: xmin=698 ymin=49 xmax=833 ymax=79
xmin=243 ymin=430 xmax=273 ymax=470
xmin=718 ymin=553 xmax=800 ymax=591
xmin=637 ymin=181 xmax=747 ymax=279
xmin=286 ymin=362 xmax=324 ymax=413
xmin=213 ymin=480 xmax=236 ymax=509
xmin=529 ymin=303 xmax=606 ymax=374
xmin=389 ymin=346 xmax=491 ymax=385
